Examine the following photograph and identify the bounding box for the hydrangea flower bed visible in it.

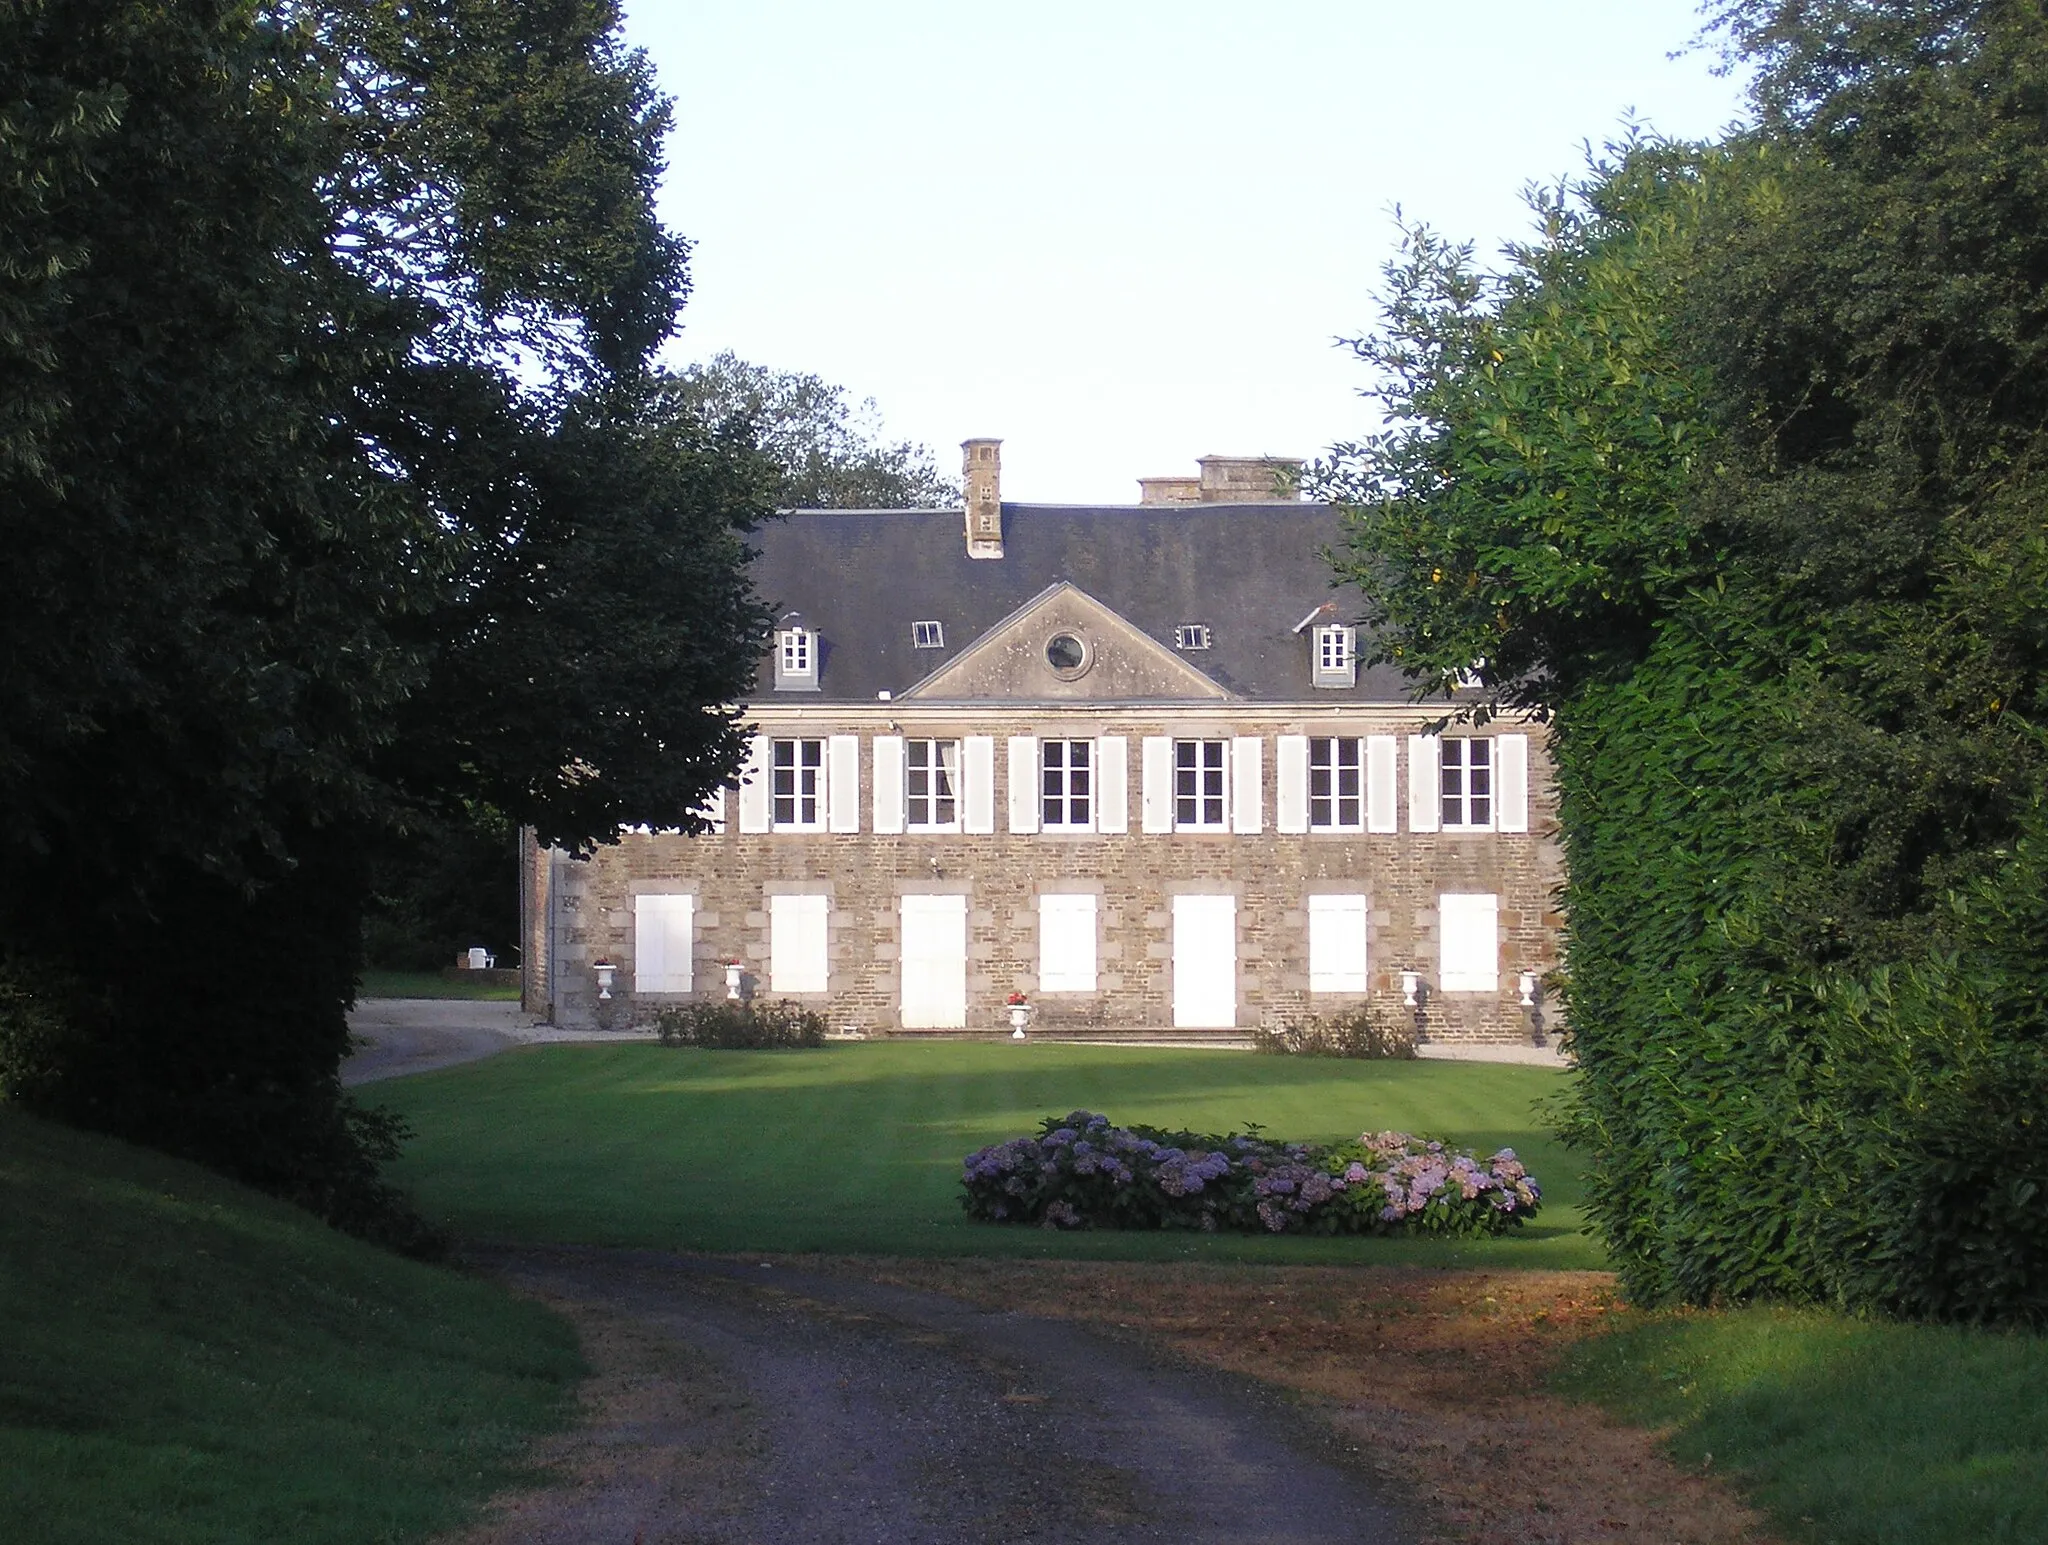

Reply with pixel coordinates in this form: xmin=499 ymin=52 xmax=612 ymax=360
xmin=960 ymin=1113 xmax=1541 ymax=1236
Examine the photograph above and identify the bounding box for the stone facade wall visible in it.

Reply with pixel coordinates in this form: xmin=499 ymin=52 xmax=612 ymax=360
xmin=527 ymin=706 xmax=1565 ymax=1043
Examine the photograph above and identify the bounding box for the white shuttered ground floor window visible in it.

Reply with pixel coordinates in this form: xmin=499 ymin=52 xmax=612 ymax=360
xmin=1037 ymin=893 xmax=1097 ymax=993
xmin=769 ymin=894 xmax=829 ymax=994
xmin=1307 ymin=894 xmax=1369 ymax=992
xmin=1438 ymin=893 xmax=1500 ymax=992
xmin=633 ymin=893 xmax=695 ymax=993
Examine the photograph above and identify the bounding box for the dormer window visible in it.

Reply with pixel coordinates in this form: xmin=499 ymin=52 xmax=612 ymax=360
xmin=1312 ymin=624 xmax=1357 ymax=689
xmin=1174 ymin=624 xmax=1212 ymax=650
xmin=912 ymin=620 xmax=945 ymax=649
xmin=774 ymin=623 xmax=818 ymax=690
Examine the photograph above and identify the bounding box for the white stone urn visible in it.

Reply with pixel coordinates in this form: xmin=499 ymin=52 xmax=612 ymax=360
xmin=593 ymin=960 xmax=616 ymax=1001
xmin=1007 ymin=999 xmax=1033 ymax=1039
xmin=724 ymin=961 xmax=744 ymax=1000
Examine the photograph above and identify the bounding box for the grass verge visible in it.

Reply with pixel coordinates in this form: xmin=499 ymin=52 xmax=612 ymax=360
xmin=370 ymin=1040 xmax=1593 ymax=1267
xmin=359 ymin=969 xmax=521 ymax=1002
xmin=1553 ymin=1306 xmax=2048 ymax=1544
xmin=0 ymin=1106 xmax=581 ymax=1545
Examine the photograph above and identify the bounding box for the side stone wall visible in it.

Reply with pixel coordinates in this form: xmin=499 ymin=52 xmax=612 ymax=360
xmin=528 ymin=707 xmax=1565 ymax=1043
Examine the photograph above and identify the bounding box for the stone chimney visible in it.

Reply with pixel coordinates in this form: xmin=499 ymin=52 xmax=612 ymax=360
xmin=962 ymin=438 xmax=1003 ymax=558
xmin=1138 ymin=456 xmax=1305 ymax=504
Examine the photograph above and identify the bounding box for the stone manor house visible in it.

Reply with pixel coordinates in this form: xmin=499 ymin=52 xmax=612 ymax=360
xmin=520 ymin=442 xmax=1562 ymax=1042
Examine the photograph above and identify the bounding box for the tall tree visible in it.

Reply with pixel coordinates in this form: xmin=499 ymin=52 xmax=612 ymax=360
xmin=0 ymin=0 xmax=773 ymax=1239
xmin=1319 ymin=0 xmax=2048 ymax=1320
xmin=672 ymin=351 xmax=962 ymax=508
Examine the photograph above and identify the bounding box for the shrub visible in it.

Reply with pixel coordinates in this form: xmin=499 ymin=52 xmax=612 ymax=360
xmin=655 ymin=999 xmax=826 ymax=1050
xmin=1252 ymin=1007 xmax=1417 ymax=1060
xmin=960 ymin=1111 xmax=1539 ymax=1237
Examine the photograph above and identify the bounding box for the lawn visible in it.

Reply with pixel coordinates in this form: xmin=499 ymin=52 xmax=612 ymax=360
xmin=358 ymin=968 xmax=521 ymax=1002
xmin=0 ymin=1106 xmax=581 ymax=1545
xmin=1556 ymin=1306 xmax=2048 ymax=1545
xmin=369 ymin=1040 xmax=1595 ymax=1267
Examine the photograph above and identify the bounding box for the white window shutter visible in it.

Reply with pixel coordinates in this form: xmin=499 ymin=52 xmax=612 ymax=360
xmin=1007 ymin=736 xmax=1040 ymax=833
xmin=1231 ymin=737 xmax=1263 ymax=835
xmin=1367 ymin=735 xmax=1399 ymax=834
xmin=1439 ymin=892 xmax=1499 ymax=992
xmin=962 ymin=735 xmax=996 ymax=834
xmin=1497 ymin=733 xmax=1529 ymax=833
xmin=770 ymin=894 xmax=830 ymax=994
xmin=634 ymin=894 xmax=694 ymax=993
xmin=1095 ymin=737 xmax=1127 ymax=834
xmin=1308 ymin=893 xmax=1368 ymax=992
xmin=1275 ymin=735 xmax=1308 ymax=834
xmin=737 ymin=733 xmax=771 ymax=834
xmin=827 ymin=735 xmax=861 ymax=833
xmin=1140 ymin=736 xmax=1174 ymax=833
xmin=1408 ymin=734 xmax=1441 ymax=833
xmin=690 ymin=788 xmax=727 ymax=835
xmin=1037 ymin=893 xmax=1098 ymax=992
xmin=872 ymin=735 xmax=905 ymax=835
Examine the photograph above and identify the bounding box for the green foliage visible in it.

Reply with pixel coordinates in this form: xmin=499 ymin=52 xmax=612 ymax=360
xmin=1251 ymin=1006 xmax=1418 ymax=1060
xmin=654 ymin=998 xmax=827 ymax=1050
xmin=0 ymin=2 xmax=773 ymax=1238
xmin=1322 ymin=4 xmax=2048 ymax=1319
xmin=670 ymin=351 xmax=963 ymax=508
xmin=0 ymin=1105 xmax=580 ymax=1544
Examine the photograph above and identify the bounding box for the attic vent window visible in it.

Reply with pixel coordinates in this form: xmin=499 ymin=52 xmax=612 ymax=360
xmin=1044 ymin=632 xmax=1091 ymax=681
xmin=774 ymin=624 xmax=819 ymax=690
xmin=911 ymin=620 xmax=945 ymax=649
xmin=1174 ymin=624 xmax=1212 ymax=651
xmin=1312 ymin=623 xmax=1357 ymax=689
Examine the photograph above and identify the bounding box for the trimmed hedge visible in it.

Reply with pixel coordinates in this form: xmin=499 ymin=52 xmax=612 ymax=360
xmin=655 ymin=999 xmax=826 ymax=1049
xmin=961 ymin=1111 xmax=1539 ymax=1237
xmin=1252 ymin=1007 xmax=1417 ymax=1060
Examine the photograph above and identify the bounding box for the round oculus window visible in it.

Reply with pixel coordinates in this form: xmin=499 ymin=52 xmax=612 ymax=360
xmin=1044 ymin=632 xmax=1091 ymax=679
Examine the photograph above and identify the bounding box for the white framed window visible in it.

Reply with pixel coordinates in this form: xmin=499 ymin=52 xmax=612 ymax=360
xmin=1312 ymin=624 xmax=1357 ymax=688
xmin=771 ymin=738 xmax=825 ymax=830
xmin=1439 ymin=892 xmax=1499 ymax=992
xmin=1174 ymin=739 xmax=1228 ymax=829
xmin=769 ymin=893 xmax=829 ymax=994
xmin=1174 ymin=623 xmax=1211 ymax=650
xmin=1441 ymin=737 xmax=1494 ymax=830
xmin=912 ymin=620 xmax=945 ymax=649
xmin=1308 ymin=893 xmax=1369 ymax=993
xmin=1308 ymin=737 xmax=1365 ymax=831
xmin=775 ymin=626 xmax=817 ymax=689
xmin=905 ymin=738 xmax=960 ymax=830
xmin=633 ymin=893 xmax=695 ymax=993
xmin=1037 ymin=893 xmax=1098 ymax=993
xmin=1041 ymin=739 xmax=1093 ymax=829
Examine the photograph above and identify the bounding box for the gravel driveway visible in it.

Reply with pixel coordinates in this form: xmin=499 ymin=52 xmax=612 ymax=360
xmin=458 ymin=1246 xmax=1413 ymax=1545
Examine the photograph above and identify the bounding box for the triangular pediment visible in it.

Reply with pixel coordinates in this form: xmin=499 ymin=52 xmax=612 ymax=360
xmin=900 ymin=582 xmax=1235 ymax=703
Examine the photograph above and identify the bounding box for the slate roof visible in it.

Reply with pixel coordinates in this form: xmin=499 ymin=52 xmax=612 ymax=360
xmin=748 ymin=502 xmax=1422 ymax=704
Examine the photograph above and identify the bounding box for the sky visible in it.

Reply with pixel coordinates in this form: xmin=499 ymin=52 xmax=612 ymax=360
xmin=628 ymin=2 xmax=1753 ymax=504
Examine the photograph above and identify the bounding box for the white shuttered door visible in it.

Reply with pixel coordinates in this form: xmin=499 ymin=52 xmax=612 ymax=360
xmin=1172 ymin=895 xmax=1237 ymax=1028
xmin=1037 ymin=894 xmax=1097 ymax=992
xmin=900 ymin=894 xmax=968 ymax=1028
xmin=1438 ymin=893 xmax=1500 ymax=992
xmin=769 ymin=894 xmax=829 ymax=994
xmin=633 ymin=894 xmax=694 ymax=993
xmin=1308 ymin=894 xmax=1369 ymax=993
